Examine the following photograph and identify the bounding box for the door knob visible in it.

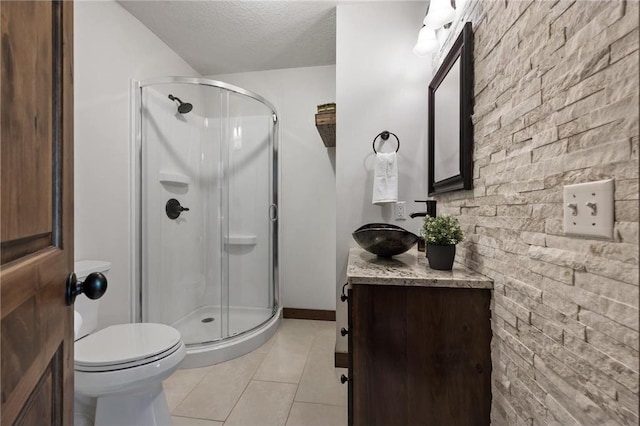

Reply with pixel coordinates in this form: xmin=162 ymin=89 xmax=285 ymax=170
xmin=166 ymin=198 xmax=190 ymax=220
xmin=66 ymin=272 xmax=108 ymax=306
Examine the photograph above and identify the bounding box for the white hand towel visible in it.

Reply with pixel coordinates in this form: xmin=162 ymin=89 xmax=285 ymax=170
xmin=372 ymin=152 xmax=398 ymax=204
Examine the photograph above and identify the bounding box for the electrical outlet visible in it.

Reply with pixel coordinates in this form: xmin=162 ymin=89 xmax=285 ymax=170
xmin=396 ymin=201 xmax=407 ymax=220
xmin=563 ymin=179 xmax=614 ymax=239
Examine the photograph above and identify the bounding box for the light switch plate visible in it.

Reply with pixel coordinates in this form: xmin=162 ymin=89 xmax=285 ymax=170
xmin=563 ymin=179 xmax=614 ymax=239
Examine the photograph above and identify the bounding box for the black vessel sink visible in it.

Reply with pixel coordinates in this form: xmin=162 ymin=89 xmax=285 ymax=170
xmin=352 ymin=223 xmax=419 ymax=258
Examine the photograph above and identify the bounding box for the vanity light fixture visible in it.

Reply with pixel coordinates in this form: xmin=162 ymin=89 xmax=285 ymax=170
xmin=413 ymin=25 xmax=439 ymax=56
xmin=423 ymin=0 xmax=456 ymax=29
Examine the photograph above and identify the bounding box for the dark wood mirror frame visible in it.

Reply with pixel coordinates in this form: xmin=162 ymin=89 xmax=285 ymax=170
xmin=428 ymin=21 xmax=474 ymax=196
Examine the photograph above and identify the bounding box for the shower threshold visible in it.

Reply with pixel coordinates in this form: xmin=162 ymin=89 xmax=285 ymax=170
xmin=173 ymin=305 xmax=273 ymax=345
xmin=172 ymin=305 xmax=281 ymax=368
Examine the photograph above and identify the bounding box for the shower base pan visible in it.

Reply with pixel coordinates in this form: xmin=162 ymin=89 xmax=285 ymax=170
xmin=173 ymin=305 xmax=281 ymax=368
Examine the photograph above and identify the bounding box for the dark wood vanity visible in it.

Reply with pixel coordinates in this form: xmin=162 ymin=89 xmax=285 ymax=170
xmin=344 ymin=248 xmax=493 ymax=426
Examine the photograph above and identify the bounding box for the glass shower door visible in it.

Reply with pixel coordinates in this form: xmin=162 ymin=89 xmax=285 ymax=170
xmin=140 ymin=83 xmax=224 ymax=346
xmin=138 ymin=77 xmax=279 ymax=353
xmin=221 ymin=90 xmax=275 ymax=338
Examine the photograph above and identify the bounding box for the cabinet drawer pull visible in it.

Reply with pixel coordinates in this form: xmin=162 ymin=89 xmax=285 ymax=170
xmin=340 ymin=327 xmax=349 ymax=336
xmin=340 ymin=374 xmax=349 ymax=384
xmin=341 ymin=283 xmax=349 ymax=302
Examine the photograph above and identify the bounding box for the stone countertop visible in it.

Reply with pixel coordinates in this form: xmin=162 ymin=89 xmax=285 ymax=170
xmin=347 ymin=247 xmax=493 ymax=289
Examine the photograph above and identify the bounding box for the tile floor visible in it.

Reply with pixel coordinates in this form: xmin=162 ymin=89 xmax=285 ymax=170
xmin=163 ymin=319 xmax=348 ymax=426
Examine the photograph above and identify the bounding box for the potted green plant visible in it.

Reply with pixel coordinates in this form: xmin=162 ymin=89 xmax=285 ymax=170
xmin=422 ymin=214 xmax=464 ymax=270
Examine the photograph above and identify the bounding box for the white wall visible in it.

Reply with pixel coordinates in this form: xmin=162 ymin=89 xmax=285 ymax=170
xmin=74 ymin=0 xmax=200 ymax=329
xmin=209 ymin=66 xmax=337 ymax=311
xmin=335 ymin=2 xmax=432 ymax=352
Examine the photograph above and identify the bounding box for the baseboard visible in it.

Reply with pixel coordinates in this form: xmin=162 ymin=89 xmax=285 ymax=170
xmin=335 ymin=351 xmax=348 ymax=368
xmin=283 ymin=308 xmax=336 ymax=321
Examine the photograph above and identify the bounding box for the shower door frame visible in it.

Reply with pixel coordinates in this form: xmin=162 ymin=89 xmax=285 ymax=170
xmin=130 ymin=76 xmax=280 ymax=344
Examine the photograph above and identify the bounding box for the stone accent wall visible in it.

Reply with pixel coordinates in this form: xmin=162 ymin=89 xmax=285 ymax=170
xmin=433 ymin=1 xmax=639 ymax=424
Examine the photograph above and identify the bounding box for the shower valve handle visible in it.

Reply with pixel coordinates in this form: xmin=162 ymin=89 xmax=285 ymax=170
xmin=166 ymin=199 xmax=190 ymax=219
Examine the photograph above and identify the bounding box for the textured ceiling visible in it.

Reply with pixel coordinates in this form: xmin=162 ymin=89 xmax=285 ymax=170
xmin=119 ymin=1 xmax=338 ymax=75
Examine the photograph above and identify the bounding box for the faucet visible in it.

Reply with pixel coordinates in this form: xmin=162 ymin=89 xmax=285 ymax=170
xmin=409 ymin=200 xmax=437 ymax=218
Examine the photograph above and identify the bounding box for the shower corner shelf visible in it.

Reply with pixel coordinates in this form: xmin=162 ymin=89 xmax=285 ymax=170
xmin=159 ymin=172 xmax=190 ymax=186
xmin=315 ymin=112 xmax=335 ymax=148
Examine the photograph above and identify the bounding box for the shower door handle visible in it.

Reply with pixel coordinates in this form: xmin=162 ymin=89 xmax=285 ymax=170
xmin=269 ymin=204 xmax=278 ymax=222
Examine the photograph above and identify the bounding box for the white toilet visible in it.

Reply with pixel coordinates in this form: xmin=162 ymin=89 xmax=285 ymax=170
xmin=73 ymin=260 xmax=186 ymax=426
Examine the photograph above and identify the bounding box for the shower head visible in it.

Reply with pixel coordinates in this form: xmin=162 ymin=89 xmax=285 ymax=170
xmin=168 ymin=94 xmax=193 ymax=114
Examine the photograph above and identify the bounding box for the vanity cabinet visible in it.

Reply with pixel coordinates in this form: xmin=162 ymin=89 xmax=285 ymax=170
xmin=345 ymin=248 xmax=493 ymax=426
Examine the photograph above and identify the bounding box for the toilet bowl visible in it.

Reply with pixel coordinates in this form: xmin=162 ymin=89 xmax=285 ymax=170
xmin=73 ymin=261 xmax=185 ymax=426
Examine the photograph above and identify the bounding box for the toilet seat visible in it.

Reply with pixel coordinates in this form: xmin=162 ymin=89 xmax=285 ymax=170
xmin=75 ymin=323 xmax=181 ymax=372
xmin=75 ymin=341 xmax=182 ymax=372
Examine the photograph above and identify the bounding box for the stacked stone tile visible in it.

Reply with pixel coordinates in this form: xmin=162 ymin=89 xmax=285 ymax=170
xmin=433 ymin=1 xmax=639 ymax=424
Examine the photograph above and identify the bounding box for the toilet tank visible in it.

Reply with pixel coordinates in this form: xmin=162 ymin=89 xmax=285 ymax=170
xmin=74 ymin=260 xmax=111 ymax=340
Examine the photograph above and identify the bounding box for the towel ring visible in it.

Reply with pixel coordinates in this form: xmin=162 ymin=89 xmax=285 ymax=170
xmin=372 ymin=131 xmax=400 ymax=154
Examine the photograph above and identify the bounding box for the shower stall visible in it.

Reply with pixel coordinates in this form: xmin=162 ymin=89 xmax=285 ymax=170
xmin=131 ymin=77 xmax=280 ymax=368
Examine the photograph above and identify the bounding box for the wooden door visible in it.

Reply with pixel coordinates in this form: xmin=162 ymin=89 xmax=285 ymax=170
xmin=1 ymin=1 xmax=74 ymax=425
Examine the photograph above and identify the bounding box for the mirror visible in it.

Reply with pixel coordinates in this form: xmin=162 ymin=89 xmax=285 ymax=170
xmin=428 ymin=22 xmax=474 ymax=195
